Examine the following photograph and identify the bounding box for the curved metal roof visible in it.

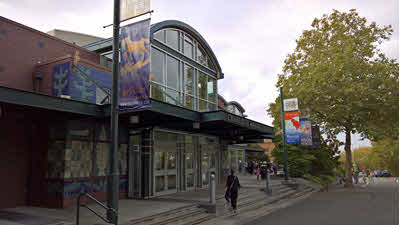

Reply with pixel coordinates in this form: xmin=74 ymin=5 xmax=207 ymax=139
xmin=150 ymin=20 xmax=223 ymax=78
xmin=227 ymin=101 xmax=246 ymax=113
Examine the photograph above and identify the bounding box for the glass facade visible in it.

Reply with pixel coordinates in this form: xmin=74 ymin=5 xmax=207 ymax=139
xmin=151 ymin=28 xmax=218 ymax=112
xmin=98 ymin=27 xmax=219 ymax=112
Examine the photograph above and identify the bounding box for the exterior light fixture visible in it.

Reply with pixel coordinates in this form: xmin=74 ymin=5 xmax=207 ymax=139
xmin=33 ymin=71 xmax=43 ymax=93
xmin=129 ymin=115 xmax=139 ymax=124
xmin=193 ymin=122 xmax=200 ymax=129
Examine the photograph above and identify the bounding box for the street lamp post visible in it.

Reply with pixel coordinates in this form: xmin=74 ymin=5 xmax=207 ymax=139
xmin=279 ymin=87 xmax=289 ymax=181
xmin=107 ymin=0 xmax=120 ymax=223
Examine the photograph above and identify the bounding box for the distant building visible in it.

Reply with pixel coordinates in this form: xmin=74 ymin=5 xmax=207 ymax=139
xmin=47 ymin=29 xmax=104 ymax=47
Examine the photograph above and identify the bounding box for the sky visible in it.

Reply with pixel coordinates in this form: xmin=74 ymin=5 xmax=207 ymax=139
xmin=1 ymin=0 xmax=398 ymax=149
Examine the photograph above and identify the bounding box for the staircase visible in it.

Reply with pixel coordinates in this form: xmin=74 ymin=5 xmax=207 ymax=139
xmin=122 ymin=182 xmax=316 ymax=225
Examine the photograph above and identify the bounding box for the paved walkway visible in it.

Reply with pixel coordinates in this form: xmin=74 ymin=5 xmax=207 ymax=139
xmin=249 ymin=182 xmax=399 ymax=225
xmin=0 ymin=174 xmax=285 ymax=225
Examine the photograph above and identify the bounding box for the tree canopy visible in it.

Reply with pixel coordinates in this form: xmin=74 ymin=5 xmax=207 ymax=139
xmin=267 ymin=9 xmax=398 ymax=187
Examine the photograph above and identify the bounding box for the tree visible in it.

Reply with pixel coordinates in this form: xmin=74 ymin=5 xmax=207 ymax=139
xmin=369 ymin=138 xmax=399 ymax=176
xmin=271 ymin=134 xmax=340 ymax=178
xmin=267 ymin=9 xmax=398 ymax=187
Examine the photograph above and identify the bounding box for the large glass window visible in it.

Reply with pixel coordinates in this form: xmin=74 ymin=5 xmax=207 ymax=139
xmin=207 ymin=76 xmax=216 ymax=103
xmin=166 ymin=30 xmax=179 ymax=51
xmin=184 ymin=40 xmax=193 ymax=59
xmin=151 ymin=48 xmax=164 ymax=84
xmin=167 ymin=56 xmax=179 ymax=90
xmin=155 ymin=152 xmax=165 ymax=171
xmin=151 ymin=83 xmax=165 ymax=101
xmin=197 ymin=45 xmax=207 ymax=66
xmin=150 ymin=28 xmax=219 ymax=112
xmin=166 ymin=88 xmax=180 ymax=105
xmin=185 ymin=66 xmax=194 ymax=95
xmin=198 ymin=72 xmax=207 ymax=100
xmin=154 ymin=30 xmax=165 ymax=43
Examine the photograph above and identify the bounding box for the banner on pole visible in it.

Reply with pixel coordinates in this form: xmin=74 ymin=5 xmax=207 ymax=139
xmin=283 ymin=98 xmax=298 ymax=112
xmin=300 ymin=120 xmax=312 ymax=146
xmin=299 ymin=107 xmax=310 ymax=119
xmin=312 ymin=125 xmax=321 ymax=148
xmin=121 ymin=0 xmax=150 ymax=21
xmin=284 ymin=111 xmax=300 ymax=144
xmin=119 ymin=19 xmax=151 ymax=110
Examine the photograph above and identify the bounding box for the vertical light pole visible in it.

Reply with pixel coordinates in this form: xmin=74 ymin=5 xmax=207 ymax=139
xmin=107 ymin=0 xmax=120 ymax=223
xmin=279 ymin=87 xmax=289 ymax=181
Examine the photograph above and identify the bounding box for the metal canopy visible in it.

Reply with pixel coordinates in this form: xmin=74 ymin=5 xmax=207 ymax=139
xmin=0 ymin=87 xmax=274 ymax=143
xmin=120 ymin=100 xmax=274 ymax=143
xmin=0 ymin=86 xmax=105 ymax=117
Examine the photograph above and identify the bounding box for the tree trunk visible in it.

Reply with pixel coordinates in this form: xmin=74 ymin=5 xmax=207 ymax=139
xmin=344 ymin=128 xmax=353 ymax=188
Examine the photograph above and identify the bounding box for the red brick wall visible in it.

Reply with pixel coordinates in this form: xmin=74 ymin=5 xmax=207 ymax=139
xmin=0 ymin=16 xmax=100 ymax=92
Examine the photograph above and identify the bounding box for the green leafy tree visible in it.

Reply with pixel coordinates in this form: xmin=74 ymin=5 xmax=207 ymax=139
xmin=267 ymin=9 xmax=398 ymax=187
xmin=272 ymin=134 xmax=340 ymax=178
xmin=368 ymin=138 xmax=399 ymax=176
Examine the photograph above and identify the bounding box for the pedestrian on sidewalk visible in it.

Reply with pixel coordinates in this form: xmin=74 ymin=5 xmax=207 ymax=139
xmin=225 ymin=169 xmax=241 ymax=214
xmin=369 ymin=171 xmax=374 ymax=183
xmin=272 ymin=163 xmax=278 ymax=176
xmin=353 ymin=172 xmax=359 ymax=184
xmin=256 ymin=166 xmax=261 ymax=182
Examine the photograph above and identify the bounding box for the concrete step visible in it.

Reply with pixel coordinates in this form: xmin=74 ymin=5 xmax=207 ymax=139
xmin=238 ymin=187 xmax=313 ymax=215
xmin=216 ymin=186 xmax=294 ymax=216
xmin=163 ymin=211 xmax=215 ymax=225
xmin=198 ymin=187 xmax=315 ymax=225
xmin=239 ymin=187 xmax=316 ymax=224
xmin=126 ymin=205 xmax=203 ymax=225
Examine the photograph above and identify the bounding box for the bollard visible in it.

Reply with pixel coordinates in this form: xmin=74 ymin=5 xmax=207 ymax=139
xmin=265 ymin=169 xmax=272 ymax=195
xmin=210 ymin=173 xmax=216 ymax=204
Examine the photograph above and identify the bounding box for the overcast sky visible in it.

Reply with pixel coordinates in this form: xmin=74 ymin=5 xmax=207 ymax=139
xmin=1 ymin=0 xmax=398 ymax=148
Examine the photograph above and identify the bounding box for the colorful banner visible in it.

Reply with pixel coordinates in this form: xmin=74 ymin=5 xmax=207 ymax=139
xmin=300 ymin=120 xmax=312 ymax=146
xmin=119 ymin=19 xmax=151 ymax=110
xmin=312 ymin=125 xmax=321 ymax=147
xmin=121 ymin=0 xmax=150 ymax=21
xmin=284 ymin=111 xmax=300 ymax=144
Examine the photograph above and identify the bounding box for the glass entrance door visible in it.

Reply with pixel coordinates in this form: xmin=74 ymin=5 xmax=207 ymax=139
xmin=128 ymin=134 xmax=141 ymax=199
xmin=154 ymin=152 xmax=177 ymax=195
xmin=201 ymin=152 xmax=216 ymax=187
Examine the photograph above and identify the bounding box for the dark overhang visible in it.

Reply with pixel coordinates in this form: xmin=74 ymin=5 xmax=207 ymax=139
xmin=0 ymin=87 xmax=274 ymax=142
xmin=0 ymin=86 xmax=105 ymax=117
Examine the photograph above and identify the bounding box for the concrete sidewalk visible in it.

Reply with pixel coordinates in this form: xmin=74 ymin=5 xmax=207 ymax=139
xmin=0 ymin=175 xmax=287 ymax=225
xmin=0 ymin=199 xmax=192 ymax=225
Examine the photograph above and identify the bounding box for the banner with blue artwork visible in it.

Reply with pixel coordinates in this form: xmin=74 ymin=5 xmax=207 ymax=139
xmin=284 ymin=111 xmax=300 ymax=144
xmin=51 ymin=62 xmax=111 ymax=104
xmin=300 ymin=120 xmax=312 ymax=146
xmin=119 ymin=19 xmax=151 ymax=110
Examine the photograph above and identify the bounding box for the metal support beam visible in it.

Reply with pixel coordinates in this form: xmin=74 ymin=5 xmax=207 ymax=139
xmin=280 ymin=87 xmax=289 ymax=181
xmin=107 ymin=0 xmax=120 ymax=223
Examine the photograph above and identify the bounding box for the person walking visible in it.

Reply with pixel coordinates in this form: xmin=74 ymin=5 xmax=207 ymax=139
xmin=369 ymin=171 xmax=374 ymax=183
xmin=272 ymin=163 xmax=278 ymax=176
xmin=353 ymin=172 xmax=359 ymax=184
xmin=256 ymin=166 xmax=261 ymax=183
xmin=225 ymin=169 xmax=241 ymax=214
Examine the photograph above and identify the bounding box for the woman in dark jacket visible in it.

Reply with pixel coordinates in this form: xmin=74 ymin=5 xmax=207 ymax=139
xmin=225 ymin=169 xmax=241 ymax=214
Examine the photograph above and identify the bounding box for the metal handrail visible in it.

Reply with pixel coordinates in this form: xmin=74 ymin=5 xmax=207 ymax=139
xmin=76 ymin=192 xmax=118 ymax=225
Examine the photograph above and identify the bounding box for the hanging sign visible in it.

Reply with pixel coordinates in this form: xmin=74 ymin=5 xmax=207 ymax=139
xmin=312 ymin=125 xmax=321 ymax=148
xmin=283 ymin=98 xmax=298 ymax=112
xmin=300 ymin=120 xmax=312 ymax=146
xmin=284 ymin=111 xmax=300 ymax=144
xmin=299 ymin=107 xmax=310 ymax=119
xmin=121 ymin=0 xmax=150 ymax=21
xmin=119 ymin=19 xmax=151 ymax=110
